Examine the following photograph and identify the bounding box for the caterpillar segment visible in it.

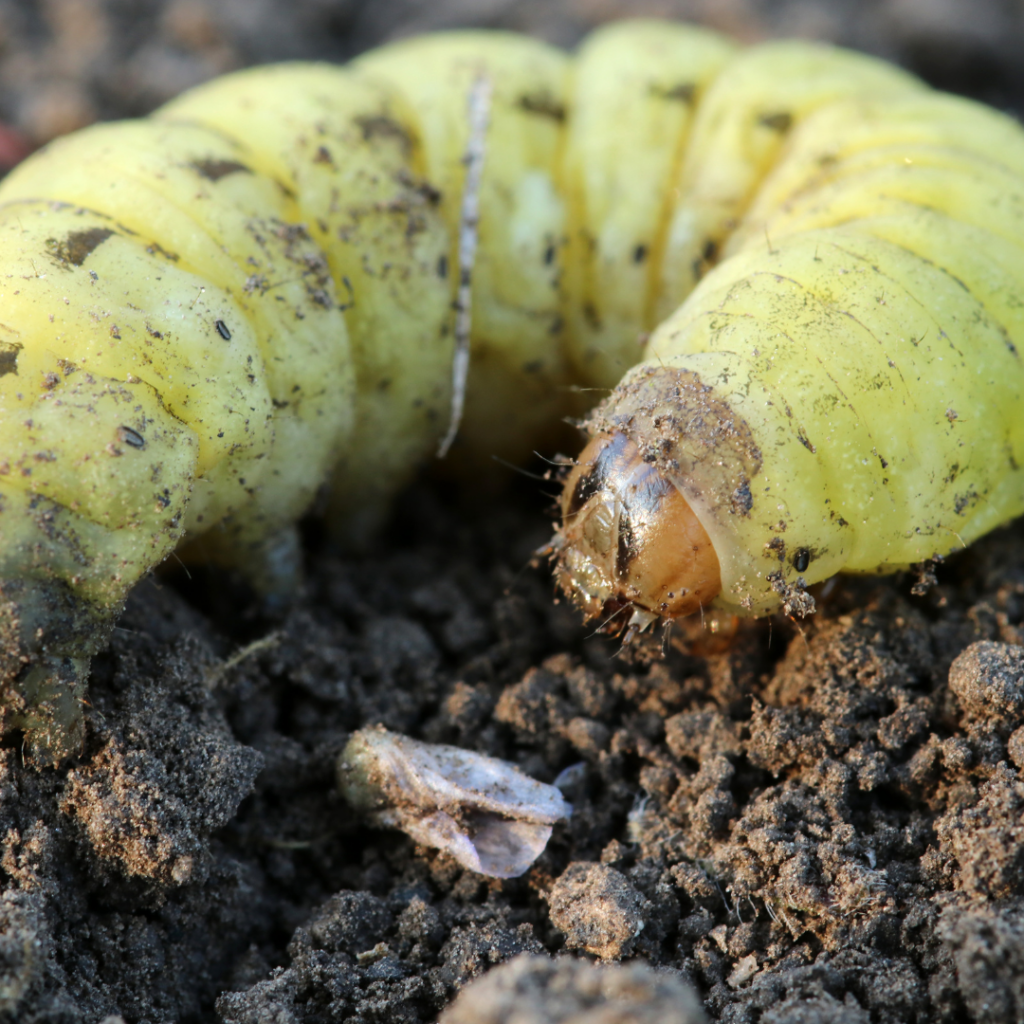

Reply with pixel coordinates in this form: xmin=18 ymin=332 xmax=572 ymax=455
xmin=2 ymin=22 xmax=1024 ymax=759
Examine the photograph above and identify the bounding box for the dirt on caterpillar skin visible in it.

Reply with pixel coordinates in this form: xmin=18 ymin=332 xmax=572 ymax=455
xmin=3 ymin=1 xmax=1024 ymax=1022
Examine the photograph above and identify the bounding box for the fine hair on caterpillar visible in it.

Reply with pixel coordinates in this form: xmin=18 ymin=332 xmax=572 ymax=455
xmin=2 ymin=20 xmax=1024 ymax=762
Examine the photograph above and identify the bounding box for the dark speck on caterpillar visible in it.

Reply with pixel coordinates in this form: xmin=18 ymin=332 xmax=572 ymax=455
xmin=1 ymin=20 xmax=1024 ymax=761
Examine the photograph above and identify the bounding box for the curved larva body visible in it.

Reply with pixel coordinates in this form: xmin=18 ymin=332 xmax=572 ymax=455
xmin=1 ymin=21 xmax=1023 ymax=757
xmin=560 ymin=81 xmax=1024 ymax=625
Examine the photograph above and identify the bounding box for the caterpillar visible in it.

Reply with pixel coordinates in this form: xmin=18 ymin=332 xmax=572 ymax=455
xmin=2 ymin=20 xmax=1024 ymax=761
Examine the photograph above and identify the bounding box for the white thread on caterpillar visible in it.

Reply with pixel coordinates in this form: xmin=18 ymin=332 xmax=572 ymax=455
xmin=438 ymin=73 xmax=492 ymax=459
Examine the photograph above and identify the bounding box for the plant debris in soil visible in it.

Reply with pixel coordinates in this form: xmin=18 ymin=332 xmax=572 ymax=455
xmin=3 ymin=1 xmax=1024 ymax=1022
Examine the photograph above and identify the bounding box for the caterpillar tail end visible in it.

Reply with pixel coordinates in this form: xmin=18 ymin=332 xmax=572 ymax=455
xmin=0 ymin=579 xmax=114 ymax=765
xmin=551 ymin=431 xmax=721 ymax=635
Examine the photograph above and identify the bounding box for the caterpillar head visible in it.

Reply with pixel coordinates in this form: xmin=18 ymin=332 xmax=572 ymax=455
xmin=553 ymin=431 xmax=722 ymax=636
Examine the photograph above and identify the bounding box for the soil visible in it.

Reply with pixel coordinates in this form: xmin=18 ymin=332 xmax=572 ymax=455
xmin=3 ymin=1 xmax=1024 ymax=1022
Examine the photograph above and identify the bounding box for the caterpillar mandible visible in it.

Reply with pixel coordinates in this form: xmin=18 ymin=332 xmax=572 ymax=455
xmin=1 ymin=20 xmax=1024 ymax=761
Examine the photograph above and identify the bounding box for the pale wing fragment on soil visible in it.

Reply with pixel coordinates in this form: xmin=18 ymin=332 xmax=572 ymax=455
xmin=337 ymin=725 xmax=572 ymax=878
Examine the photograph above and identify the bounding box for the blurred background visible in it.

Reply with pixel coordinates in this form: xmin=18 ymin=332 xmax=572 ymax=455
xmin=1 ymin=0 xmax=1023 ymax=156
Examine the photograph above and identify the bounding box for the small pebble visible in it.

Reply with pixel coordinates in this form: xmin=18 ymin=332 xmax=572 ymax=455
xmin=547 ymin=862 xmax=651 ymax=960
xmin=949 ymin=641 xmax=1024 ymax=728
xmin=439 ymin=953 xmax=707 ymax=1024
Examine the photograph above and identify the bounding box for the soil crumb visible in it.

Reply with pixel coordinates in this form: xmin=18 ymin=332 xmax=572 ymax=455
xmin=439 ymin=953 xmax=707 ymax=1023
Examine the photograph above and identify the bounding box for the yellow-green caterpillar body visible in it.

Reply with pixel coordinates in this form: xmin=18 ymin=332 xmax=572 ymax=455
xmin=1 ymin=22 xmax=1023 ymax=758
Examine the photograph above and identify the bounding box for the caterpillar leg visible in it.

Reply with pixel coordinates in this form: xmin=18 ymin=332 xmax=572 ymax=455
xmin=0 ymin=579 xmax=112 ymax=764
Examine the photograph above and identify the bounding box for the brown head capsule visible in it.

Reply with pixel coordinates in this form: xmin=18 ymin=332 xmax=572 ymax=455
xmin=553 ymin=431 xmax=722 ymax=636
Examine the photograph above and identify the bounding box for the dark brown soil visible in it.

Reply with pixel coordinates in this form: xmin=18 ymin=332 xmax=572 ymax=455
xmin=3 ymin=2 xmax=1024 ymax=1022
